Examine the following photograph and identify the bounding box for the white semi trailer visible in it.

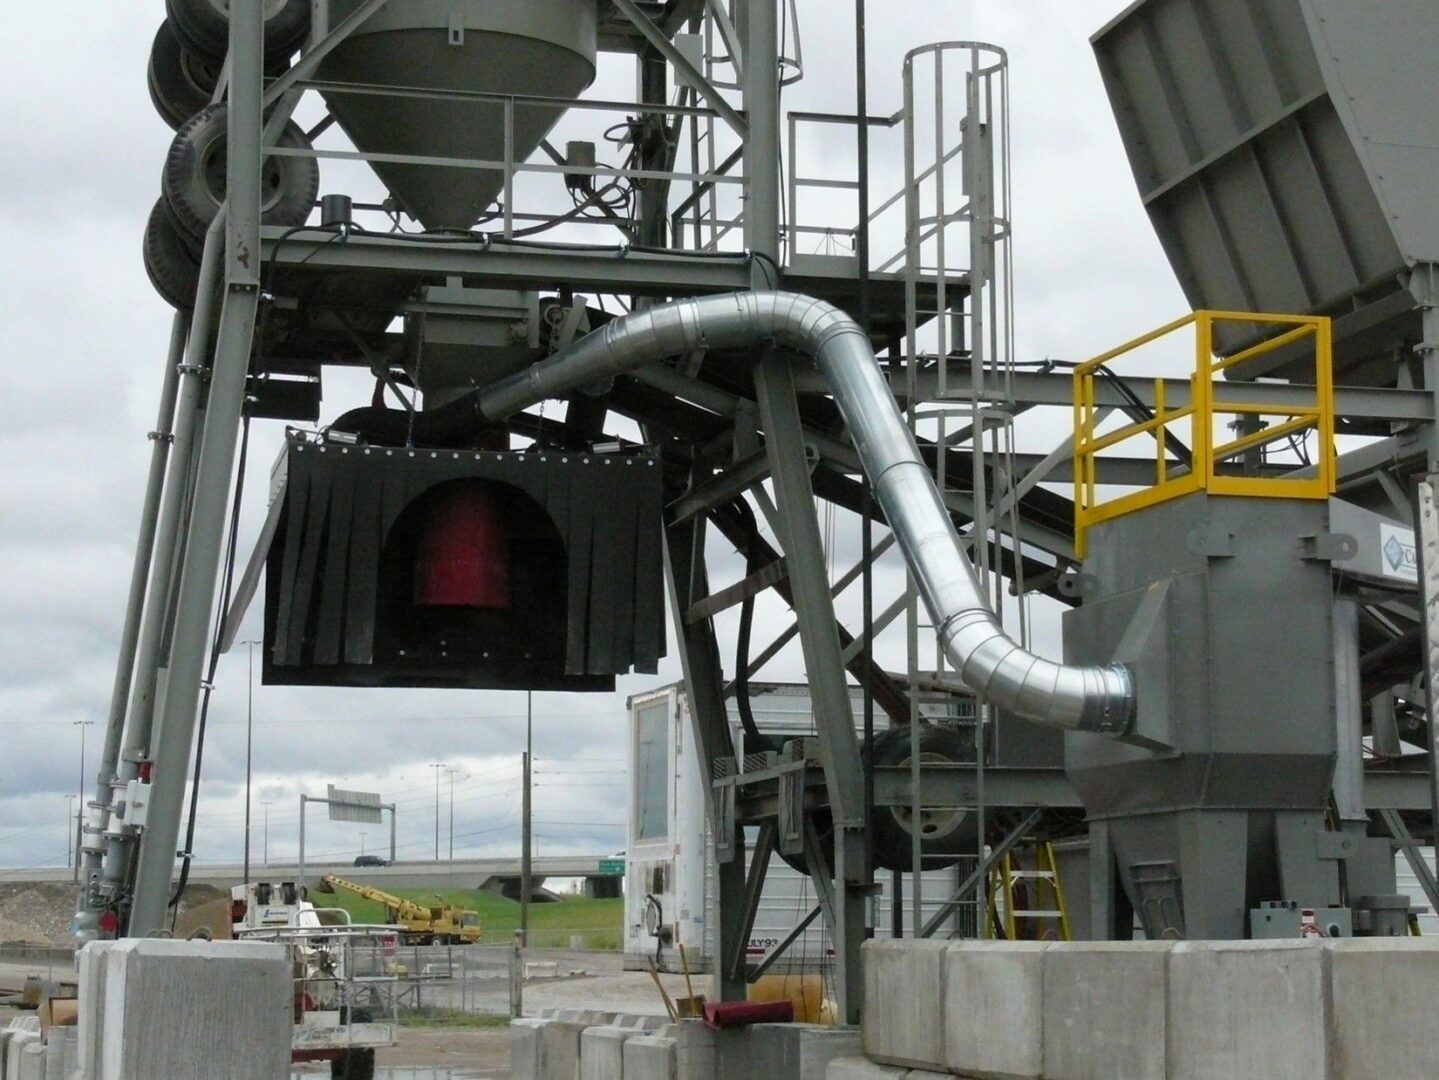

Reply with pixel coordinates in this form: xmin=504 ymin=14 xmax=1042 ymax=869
xmin=623 ymin=682 xmax=984 ymax=982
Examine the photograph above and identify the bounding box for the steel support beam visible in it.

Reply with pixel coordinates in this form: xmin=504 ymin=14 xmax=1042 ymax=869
xmin=727 ymin=822 xmax=776 ymax=982
xmin=88 ymin=219 xmax=228 ymax=927
xmin=919 ymin=808 xmax=1044 ymax=938
xmin=129 ymin=2 xmax=265 ymax=936
xmin=85 ymin=314 xmax=187 ymax=837
xmin=613 ymin=0 xmax=748 ymax=137
xmin=754 ymin=353 xmax=866 ymax=1023
xmin=790 ymin=366 xmax=1435 ymax=424
xmin=663 ymin=501 xmax=747 ymax=1003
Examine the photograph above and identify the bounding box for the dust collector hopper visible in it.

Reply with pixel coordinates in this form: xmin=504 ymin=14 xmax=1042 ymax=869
xmin=316 ymin=0 xmax=599 ymax=231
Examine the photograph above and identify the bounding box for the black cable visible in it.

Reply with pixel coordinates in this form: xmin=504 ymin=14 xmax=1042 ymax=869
xmin=168 ymin=410 xmax=251 ymax=915
xmin=750 ymin=249 xmax=783 ymax=289
xmin=731 ymin=498 xmax=768 ymax=751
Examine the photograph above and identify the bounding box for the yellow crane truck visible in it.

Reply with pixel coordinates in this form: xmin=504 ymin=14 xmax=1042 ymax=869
xmin=318 ymin=875 xmax=482 ymax=945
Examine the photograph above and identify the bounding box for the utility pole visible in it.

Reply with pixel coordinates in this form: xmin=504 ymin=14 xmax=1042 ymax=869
xmin=240 ymin=640 xmax=258 ymax=884
xmin=447 ymin=767 xmax=460 ymax=860
xmin=261 ymin=800 xmax=273 ymax=866
xmin=431 ymin=763 xmax=444 ymax=861
xmin=521 ymin=691 xmax=533 ymax=946
xmin=73 ymin=720 xmax=92 ymax=883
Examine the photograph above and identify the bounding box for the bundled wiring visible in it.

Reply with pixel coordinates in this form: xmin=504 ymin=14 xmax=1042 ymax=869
xmin=168 ymin=410 xmax=251 ymax=918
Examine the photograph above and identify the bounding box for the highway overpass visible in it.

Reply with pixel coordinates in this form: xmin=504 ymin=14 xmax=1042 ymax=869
xmin=7 ymin=854 xmax=623 ymax=894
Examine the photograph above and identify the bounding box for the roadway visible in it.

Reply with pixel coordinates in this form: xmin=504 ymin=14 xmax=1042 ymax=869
xmin=7 ymin=854 xmax=622 ymax=891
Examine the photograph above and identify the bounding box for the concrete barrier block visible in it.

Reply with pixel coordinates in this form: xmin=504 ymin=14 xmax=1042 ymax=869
xmin=581 ymin=1026 xmax=639 ymax=1080
xmin=825 ymin=1059 xmax=907 ymax=1080
xmin=1167 ymin=940 xmax=1328 ymax=1080
xmin=5 ymin=1033 xmax=38 ymax=1080
xmin=623 ymin=1035 xmax=678 ymax=1080
xmin=1329 ymin=938 xmax=1439 ymax=1079
xmin=861 ymin=939 xmax=948 ymax=1070
xmin=75 ymin=942 xmax=115 ymax=1080
xmin=15 ymin=1043 xmax=42 ymax=1080
xmin=1042 ymin=941 xmax=1172 ymax=1080
xmin=671 ymin=1020 xmax=716 ymax=1080
xmin=944 ymin=941 xmax=1048 ymax=1080
xmin=511 ymin=1019 xmax=549 ymax=1080
xmin=43 ymin=1027 xmax=77 ymax=1080
xmin=540 ymin=1020 xmax=589 ymax=1080
xmin=97 ymin=940 xmax=290 ymax=1080
xmin=718 ymin=1024 xmax=860 ymax=1080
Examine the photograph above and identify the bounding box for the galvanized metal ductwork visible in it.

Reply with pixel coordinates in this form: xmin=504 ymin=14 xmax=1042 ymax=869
xmin=479 ymin=290 xmax=1136 ymax=734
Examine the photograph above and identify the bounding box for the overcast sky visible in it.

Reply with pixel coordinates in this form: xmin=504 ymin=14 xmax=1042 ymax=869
xmin=0 ymin=2 xmax=1185 ymax=876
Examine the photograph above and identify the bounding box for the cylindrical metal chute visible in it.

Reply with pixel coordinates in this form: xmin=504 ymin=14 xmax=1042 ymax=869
xmin=477 ymin=290 xmax=1136 ymax=734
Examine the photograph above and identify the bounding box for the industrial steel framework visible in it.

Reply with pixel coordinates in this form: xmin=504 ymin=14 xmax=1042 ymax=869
xmin=76 ymin=0 xmax=1439 ymax=1025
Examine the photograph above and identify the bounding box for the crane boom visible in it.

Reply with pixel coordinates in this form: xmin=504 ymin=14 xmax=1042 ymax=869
xmin=320 ymin=874 xmax=483 ymax=944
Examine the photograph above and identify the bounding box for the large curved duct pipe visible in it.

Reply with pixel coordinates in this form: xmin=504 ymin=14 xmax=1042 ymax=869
xmin=476 ymin=291 xmax=1135 ymax=734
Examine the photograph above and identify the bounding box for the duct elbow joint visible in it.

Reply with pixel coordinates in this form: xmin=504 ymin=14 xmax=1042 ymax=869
xmin=1075 ymin=663 xmax=1138 ymax=737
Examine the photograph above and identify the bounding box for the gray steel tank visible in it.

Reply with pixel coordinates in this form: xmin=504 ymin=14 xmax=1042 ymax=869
xmin=1063 ymin=493 xmax=1365 ymax=939
xmin=318 ymin=0 xmax=598 ymax=231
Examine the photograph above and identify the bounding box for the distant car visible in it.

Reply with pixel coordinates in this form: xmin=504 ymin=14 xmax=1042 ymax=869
xmin=353 ymin=855 xmax=389 ymax=868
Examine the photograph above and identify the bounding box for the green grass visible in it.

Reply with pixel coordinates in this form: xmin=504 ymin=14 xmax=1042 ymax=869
xmin=314 ymin=885 xmax=624 ymax=949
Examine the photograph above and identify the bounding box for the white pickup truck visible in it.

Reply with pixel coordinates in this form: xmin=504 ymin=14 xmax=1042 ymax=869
xmin=231 ymin=881 xmax=399 ymax=1080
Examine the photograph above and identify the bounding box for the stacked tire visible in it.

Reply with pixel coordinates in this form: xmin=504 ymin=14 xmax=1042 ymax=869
xmin=144 ymin=0 xmax=319 ymax=310
xmin=772 ymin=722 xmax=979 ymax=876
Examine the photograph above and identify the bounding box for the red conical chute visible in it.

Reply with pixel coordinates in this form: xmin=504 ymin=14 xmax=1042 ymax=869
xmin=413 ymin=486 xmax=512 ymax=609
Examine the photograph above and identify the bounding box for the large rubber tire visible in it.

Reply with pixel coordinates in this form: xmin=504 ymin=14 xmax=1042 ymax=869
xmin=162 ymin=103 xmax=320 ymax=242
xmin=330 ymin=1047 xmax=376 ymax=1080
xmin=148 ymin=20 xmax=225 ymax=131
xmin=143 ymin=198 xmax=202 ymax=310
xmin=870 ymin=724 xmax=978 ymax=872
xmin=166 ymin=0 xmax=311 ymax=64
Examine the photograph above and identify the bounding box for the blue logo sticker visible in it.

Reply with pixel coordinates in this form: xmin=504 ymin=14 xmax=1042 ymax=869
xmin=1385 ymin=534 xmax=1407 ymax=572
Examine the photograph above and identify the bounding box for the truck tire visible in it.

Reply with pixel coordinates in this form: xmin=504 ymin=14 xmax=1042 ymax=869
xmin=166 ymin=0 xmax=311 ymax=63
xmin=870 ymin=723 xmax=978 ymax=872
xmin=330 ymin=1048 xmax=376 ymax=1080
xmin=162 ymin=103 xmax=319 ymax=241
xmin=148 ymin=20 xmax=223 ymax=131
xmin=143 ymin=198 xmax=202 ymax=310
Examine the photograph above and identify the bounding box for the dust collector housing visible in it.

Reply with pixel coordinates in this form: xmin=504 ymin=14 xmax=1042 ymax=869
xmin=262 ymin=435 xmax=666 ymax=691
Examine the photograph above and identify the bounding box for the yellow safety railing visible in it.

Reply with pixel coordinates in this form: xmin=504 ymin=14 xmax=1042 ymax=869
xmin=1074 ymin=311 xmax=1335 ymax=558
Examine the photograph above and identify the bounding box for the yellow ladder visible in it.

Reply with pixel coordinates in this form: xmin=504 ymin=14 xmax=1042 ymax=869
xmin=991 ymin=841 xmax=1071 ymax=941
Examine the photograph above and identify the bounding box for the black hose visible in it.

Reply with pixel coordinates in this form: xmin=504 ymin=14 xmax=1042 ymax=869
xmin=731 ymin=498 xmax=767 ymax=751
xmin=331 ymin=397 xmax=491 ymax=448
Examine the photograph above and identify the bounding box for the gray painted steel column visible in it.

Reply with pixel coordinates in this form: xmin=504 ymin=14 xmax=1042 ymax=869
xmin=743 ymin=0 xmax=780 ymax=289
xmin=754 ymin=355 xmax=866 ymax=1023
xmin=129 ymin=0 xmax=265 ymax=936
xmin=663 ymin=508 xmax=748 ymax=1004
xmin=1416 ymin=268 xmax=1439 ymax=874
xmin=1417 ymin=477 xmax=1439 ymax=868
xmin=80 ymin=222 xmax=227 ymax=937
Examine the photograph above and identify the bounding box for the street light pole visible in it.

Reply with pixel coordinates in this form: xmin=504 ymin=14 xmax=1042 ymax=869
xmin=240 ymin=640 xmax=258 ymax=884
xmin=261 ymin=800 xmax=273 ymax=866
xmin=73 ymin=721 xmax=92 ymax=885
xmin=431 ymin=763 xmax=444 ymax=861
xmin=447 ymin=769 xmax=454 ymax=861
xmin=66 ymin=796 xmax=76 ymax=871
xmin=521 ymin=691 xmax=533 ymax=946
